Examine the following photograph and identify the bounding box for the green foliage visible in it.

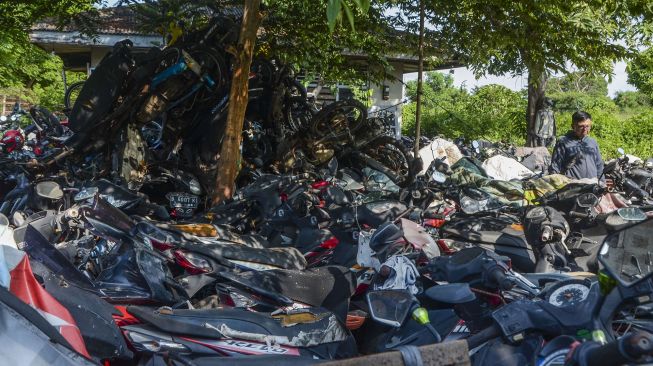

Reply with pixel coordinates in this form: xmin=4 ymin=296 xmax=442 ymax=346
xmin=547 ymin=72 xmax=608 ymax=96
xmin=548 ymin=92 xmax=617 ymax=114
xmin=326 ymin=0 xmax=371 ymax=32
xmin=614 ymin=91 xmax=651 ymax=110
xmin=0 ymin=0 xmax=100 ymax=37
xmin=627 ymin=48 xmax=653 ymax=97
xmin=423 ymin=0 xmax=653 ymax=141
xmin=401 ymin=72 xmax=653 ymax=160
xmin=0 ymin=33 xmax=86 ymax=110
xmin=402 ymin=72 xmax=526 ymax=145
xmin=427 ymin=1 xmax=651 ymax=79
xmin=125 ymin=0 xmax=391 ymax=85
xmin=258 ymin=0 xmax=394 ymax=85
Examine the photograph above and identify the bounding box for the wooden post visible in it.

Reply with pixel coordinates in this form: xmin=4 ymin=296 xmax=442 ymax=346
xmin=414 ymin=0 xmax=425 ymax=159
xmin=321 ymin=340 xmax=470 ymax=366
xmin=211 ymin=0 xmax=263 ymax=205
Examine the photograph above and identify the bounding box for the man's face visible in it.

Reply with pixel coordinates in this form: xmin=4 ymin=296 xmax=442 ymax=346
xmin=573 ymin=118 xmax=592 ymax=138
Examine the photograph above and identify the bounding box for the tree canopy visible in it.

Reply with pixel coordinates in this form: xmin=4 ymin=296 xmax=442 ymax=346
xmin=422 ymin=0 xmax=653 ymax=145
xmin=126 ymin=0 xmax=397 ymax=85
xmin=0 ymin=0 xmax=101 ymax=37
xmin=627 ymin=47 xmax=653 ymax=97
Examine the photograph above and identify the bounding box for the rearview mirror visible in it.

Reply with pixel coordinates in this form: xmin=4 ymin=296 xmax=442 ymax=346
xmin=617 ymin=147 xmax=625 ymax=156
xmin=366 ymin=289 xmax=413 ymax=327
xmin=0 ymin=116 xmax=6 ymax=122
xmin=472 ymin=140 xmax=480 ymax=149
xmin=35 ymin=181 xmax=63 ymax=200
xmin=599 ymin=217 xmax=653 ymax=286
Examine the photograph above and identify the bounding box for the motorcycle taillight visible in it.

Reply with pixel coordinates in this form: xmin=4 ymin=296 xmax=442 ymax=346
xmin=320 ymin=236 xmax=340 ymax=249
xmin=173 ymin=250 xmax=212 ymax=274
xmin=436 ymin=239 xmax=456 ymax=254
xmin=311 ymin=181 xmax=329 ymax=189
xmin=149 ymin=238 xmax=175 ymax=252
xmin=423 ymin=218 xmax=446 ymax=228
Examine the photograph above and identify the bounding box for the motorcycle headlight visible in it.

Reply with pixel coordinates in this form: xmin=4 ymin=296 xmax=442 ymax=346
xmin=460 ymin=196 xmax=480 ymax=214
xmin=526 ymin=206 xmax=547 ymax=220
xmin=188 ymin=178 xmax=202 ymax=195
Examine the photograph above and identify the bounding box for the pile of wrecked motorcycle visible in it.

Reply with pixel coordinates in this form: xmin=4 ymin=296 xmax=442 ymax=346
xmin=3 ymin=17 xmax=653 ymax=366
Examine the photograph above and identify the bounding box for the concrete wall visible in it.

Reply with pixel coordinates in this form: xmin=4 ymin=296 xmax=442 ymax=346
xmin=369 ymin=61 xmax=406 ymax=138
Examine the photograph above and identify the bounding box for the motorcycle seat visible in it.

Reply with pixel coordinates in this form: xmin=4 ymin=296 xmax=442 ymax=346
xmin=180 ymin=241 xmax=307 ymax=270
xmin=127 ymin=305 xmax=349 ymax=347
xmin=219 ymin=266 xmax=355 ymax=317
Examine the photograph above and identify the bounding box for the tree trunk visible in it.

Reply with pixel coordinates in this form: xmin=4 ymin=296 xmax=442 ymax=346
xmin=211 ymin=0 xmax=262 ymax=205
xmin=414 ymin=0 xmax=425 ymax=159
xmin=526 ymin=70 xmax=547 ymax=147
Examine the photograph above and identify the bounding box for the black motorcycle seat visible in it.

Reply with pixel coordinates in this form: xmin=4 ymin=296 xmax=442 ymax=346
xmin=221 ymin=266 xmax=355 ymax=315
xmin=180 ymin=241 xmax=307 ymax=270
xmin=127 ymin=305 xmax=347 ymax=347
xmin=443 ymin=227 xmax=504 ymax=244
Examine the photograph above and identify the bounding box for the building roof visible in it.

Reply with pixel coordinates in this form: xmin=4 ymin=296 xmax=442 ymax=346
xmin=31 ymin=6 xmax=158 ymax=36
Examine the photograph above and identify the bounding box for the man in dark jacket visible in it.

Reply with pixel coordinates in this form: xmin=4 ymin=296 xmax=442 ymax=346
xmin=549 ymin=111 xmax=604 ymax=182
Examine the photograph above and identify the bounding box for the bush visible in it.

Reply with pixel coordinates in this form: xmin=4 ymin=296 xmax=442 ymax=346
xmin=402 ymin=75 xmax=526 ymax=145
xmin=549 ymin=91 xmax=618 ymax=114
xmin=614 ymin=91 xmax=651 ymax=110
xmin=401 ymin=73 xmax=653 ymax=160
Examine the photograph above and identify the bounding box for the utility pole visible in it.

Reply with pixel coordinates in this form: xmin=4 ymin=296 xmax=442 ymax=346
xmin=414 ymin=0 xmax=425 ymax=159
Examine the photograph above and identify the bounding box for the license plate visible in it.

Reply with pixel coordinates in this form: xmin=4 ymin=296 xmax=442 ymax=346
xmin=167 ymin=192 xmax=199 ymax=209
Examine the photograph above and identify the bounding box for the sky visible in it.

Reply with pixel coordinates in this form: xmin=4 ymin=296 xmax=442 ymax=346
xmin=404 ymin=61 xmax=637 ymax=98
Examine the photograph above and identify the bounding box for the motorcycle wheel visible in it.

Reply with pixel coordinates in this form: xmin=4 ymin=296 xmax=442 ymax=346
xmin=189 ymin=48 xmax=229 ymax=103
xmin=310 ymin=99 xmax=367 ymax=140
xmin=63 ymin=81 xmax=86 ymax=113
xmin=361 ymin=136 xmax=414 ymax=187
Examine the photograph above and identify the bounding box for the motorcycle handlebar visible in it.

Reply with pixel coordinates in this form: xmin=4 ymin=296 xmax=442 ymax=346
xmin=466 ymin=324 xmax=502 ymax=350
xmin=568 ymin=211 xmax=591 ymax=219
xmin=487 ymin=267 xmax=515 ymax=291
xmin=578 ymin=330 xmax=653 ymax=366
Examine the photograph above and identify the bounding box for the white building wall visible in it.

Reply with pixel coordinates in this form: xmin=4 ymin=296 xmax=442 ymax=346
xmin=369 ymin=62 xmax=406 ymax=138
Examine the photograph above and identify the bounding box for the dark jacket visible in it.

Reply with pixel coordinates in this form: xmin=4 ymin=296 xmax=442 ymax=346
xmin=549 ymin=131 xmax=604 ymax=182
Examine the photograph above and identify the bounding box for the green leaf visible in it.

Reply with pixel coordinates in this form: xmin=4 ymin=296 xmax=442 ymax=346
xmin=352 ymin=0 xmax=370 ymax=13
xmin=342 ymin=1 xmax=355 ymax=31
xmin=326 ymin=0 xmax=340 ymax=33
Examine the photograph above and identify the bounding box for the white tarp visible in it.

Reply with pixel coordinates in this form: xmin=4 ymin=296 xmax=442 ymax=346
xmin=418 ymin=138 xmax=463 ymax=175
xmin=482 ymin=155 xmax=534 ymax=181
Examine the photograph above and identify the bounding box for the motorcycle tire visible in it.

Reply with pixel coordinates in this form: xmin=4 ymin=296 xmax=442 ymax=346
xmin=310 ymin=99 xmax=367 ymax=140
xmin=63 ymin=81 xmax=86 ymax=113
xmin=360 ymin=135 xmax=414 ymax=188
xmin=188 ymin=48 xmax=229 ymax=103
